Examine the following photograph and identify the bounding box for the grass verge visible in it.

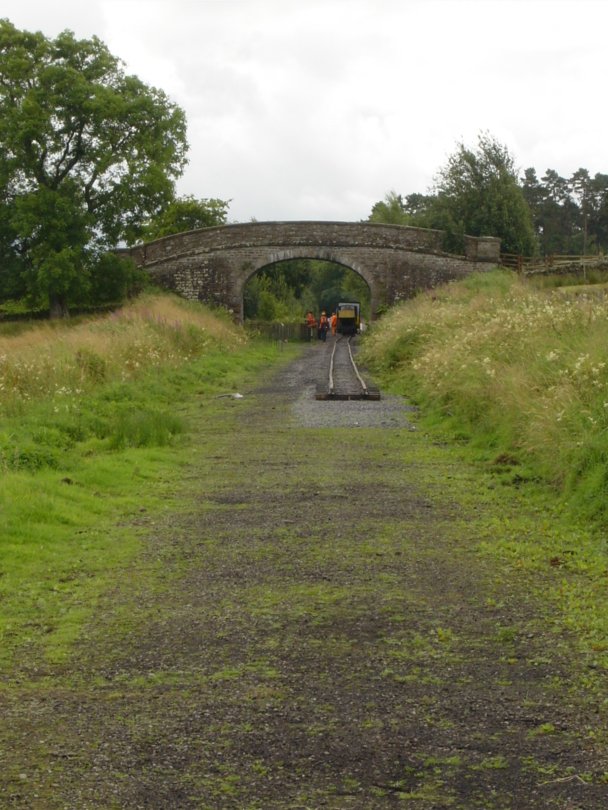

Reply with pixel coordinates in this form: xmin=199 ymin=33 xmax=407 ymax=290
xmin=360 ymin=270 xmax=608 ymax=678
xmin=0 ymin=295 xmax=301 ymax=671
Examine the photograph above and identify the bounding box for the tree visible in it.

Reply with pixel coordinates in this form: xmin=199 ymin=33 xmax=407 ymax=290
xmin=429 ymin=132 xmax=537 ymax=255
xmin=0 ymin=20 xmax=188 ymax=315
xmin=368 ymin=191 xmax=411 ymax=225
xmin=367 ymin=191 xmax=435 ymax=229
xmin=588 ymin=173 xmax=608 ymax=252
xmin=570 ymin=168 xmax=594 ymax=254
xmin=521 ymin=167 xmax=544 ymax=226
xmin=141 ymin=196 xmax=231 ymax=240
xmin=10 ymin=184 xmax=91 ymax=316
xmin=521 ymin=168 xmax=608 ymax=255
xmin=403 ymin=193 xmax=436 ymax=225
xmin=527 ymin=169 xmax=579 ymax=254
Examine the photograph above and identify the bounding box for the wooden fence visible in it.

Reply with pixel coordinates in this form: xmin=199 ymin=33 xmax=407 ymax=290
xmin=244 ymin=321 xmax=312 ymax=341
xmin=500 ymin=254 xmax=608 ymax=276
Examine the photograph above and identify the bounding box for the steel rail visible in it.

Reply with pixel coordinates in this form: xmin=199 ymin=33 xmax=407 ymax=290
xmin=328 ymin=337 xmax=338 ymax=396
xmin=326 ymin=336 xmax=368 ymax=398
xmin=346 ymin=336 xmax=369 ymax=396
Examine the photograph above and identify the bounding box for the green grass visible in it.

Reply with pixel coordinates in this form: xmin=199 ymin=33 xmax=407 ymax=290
xmin=387 ymin=422 xmax=608 ymax=677
xmin=0 ymin=304 xmax=301 ymax=671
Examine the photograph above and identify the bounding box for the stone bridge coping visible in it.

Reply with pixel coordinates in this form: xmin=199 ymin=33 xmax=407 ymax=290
xmin=128 ymin=220 xmax=460 ymax=266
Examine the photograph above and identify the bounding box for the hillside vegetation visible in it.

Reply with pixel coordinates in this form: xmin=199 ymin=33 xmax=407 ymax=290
xmin=361 ymin=269 xmax=608 ymax=526
xmin=0 ymin=293 xmax=244 ymax=417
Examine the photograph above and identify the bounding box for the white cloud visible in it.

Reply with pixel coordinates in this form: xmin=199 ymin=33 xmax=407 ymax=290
xmin=2 ymin=0 xmax=608 ymax=222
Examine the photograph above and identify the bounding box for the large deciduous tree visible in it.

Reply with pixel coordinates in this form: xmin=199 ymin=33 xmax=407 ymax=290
xmin=368 ymin=134 xmax=537 ymax=256
xmin=0 ymin=19 xmax=188 ymax=316
xmin=430 ymin=132 xmax=537 ymax=255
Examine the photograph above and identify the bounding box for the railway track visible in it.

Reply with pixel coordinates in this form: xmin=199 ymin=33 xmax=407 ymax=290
xmin=315 ymin=335 xmax=380 ymax=400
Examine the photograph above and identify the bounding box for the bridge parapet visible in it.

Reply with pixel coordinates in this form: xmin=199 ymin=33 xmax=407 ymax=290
xmin=128 ymin=221 xmax=447 ymax=266
xmin=465 ymin=235 xmax=501 ymax=262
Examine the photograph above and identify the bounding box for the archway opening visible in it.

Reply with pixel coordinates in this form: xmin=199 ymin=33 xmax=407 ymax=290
xmin=243 ymin=258 xmax=371 ymax=325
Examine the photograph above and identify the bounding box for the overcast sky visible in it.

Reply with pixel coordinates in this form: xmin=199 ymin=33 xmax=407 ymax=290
xmin=1 ymin=0 xmax=606 ymax=222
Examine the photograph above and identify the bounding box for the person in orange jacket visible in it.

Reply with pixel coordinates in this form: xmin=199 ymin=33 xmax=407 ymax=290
xmin=318 ymin=311 xmax=329 ymax=342
xmin=330 ymin=311 xmax=338 ymax=336
xmin=305 ymin=310 xmax=317 ymax=341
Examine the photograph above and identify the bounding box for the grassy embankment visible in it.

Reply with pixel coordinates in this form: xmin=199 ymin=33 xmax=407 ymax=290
xmin=0 ymin=293 xmax=298 ymax=669
xmin=360 ymin=268 xmax=608 ymax=659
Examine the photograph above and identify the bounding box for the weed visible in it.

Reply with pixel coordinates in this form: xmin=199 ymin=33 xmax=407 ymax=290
xmin=528 ymin=722 xmax=557 ymax=737
xmin=436 ymin=626 xmax=456 ymax=643
xmin=473 ymin=755 xmax=510 ymax=770
xmin=106 ymin=407 xmax=184 ymax=449
xmin=494 ymin=625 xmax=518 ymax=644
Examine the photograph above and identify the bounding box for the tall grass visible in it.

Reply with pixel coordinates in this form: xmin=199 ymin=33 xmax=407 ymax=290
xmin=361 ymin=269 xmax=608 ymax=524
xmin=0 ymin=293 xmax=247 ymax=474
xmin=0 ymin=293 xmax=294 ymax=667
xmin=0 ymin=293 xmax=244 ymax=416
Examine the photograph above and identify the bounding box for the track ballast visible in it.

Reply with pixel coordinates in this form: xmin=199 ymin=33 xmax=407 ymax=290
xmin=315 ymin=335 xmax=380 ymax=400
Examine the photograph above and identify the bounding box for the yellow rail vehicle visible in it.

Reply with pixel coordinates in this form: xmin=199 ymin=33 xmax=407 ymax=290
xmin=336 ymin=302 xmax=361 ymax=335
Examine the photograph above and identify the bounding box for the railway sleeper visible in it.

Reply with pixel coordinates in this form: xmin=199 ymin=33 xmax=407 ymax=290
xmin=315 ymin=386 xmax=381 ymax=401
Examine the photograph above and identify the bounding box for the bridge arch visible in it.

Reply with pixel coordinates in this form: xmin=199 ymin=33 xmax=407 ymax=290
xmin=122 ymin=221 xmax=500 ymax=321
xmin=237 ymin=248 xmax=373 ymax=321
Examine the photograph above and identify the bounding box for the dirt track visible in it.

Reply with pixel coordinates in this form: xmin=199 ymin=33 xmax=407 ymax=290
xmin=2 ymin=341 xmax=607 ymax=809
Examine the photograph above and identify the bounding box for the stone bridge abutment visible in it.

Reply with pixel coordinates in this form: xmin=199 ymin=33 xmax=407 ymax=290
xmin=122 ymin=221 xmax=501 ymax=320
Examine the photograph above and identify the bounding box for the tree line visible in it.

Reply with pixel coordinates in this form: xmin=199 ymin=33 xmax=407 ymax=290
xmin=368 ymin=133 xmax=608 ymax=259
xmin=244 ymin=259 xmax=370 ymax=322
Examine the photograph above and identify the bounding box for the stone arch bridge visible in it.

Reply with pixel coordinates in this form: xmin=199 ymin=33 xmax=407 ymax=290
xmin=122 ymin=221 xmax=500 ymax=321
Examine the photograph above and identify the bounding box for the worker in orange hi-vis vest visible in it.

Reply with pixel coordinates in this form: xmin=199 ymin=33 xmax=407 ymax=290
xmin=304 ymin=310 xmax=317 ymax=341
xmin=330 ymin=311 xmax=338 ymax=336
xmin=317 ymin=311 xmax=329 ymax=342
